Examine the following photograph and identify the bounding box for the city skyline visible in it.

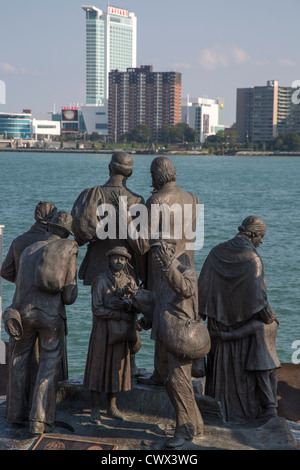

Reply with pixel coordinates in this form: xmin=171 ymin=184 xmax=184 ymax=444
xmin=0 ymin=0 xmax=299 ymax=126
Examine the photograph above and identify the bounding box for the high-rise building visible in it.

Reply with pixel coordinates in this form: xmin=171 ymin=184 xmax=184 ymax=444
xmin=236 ymin=80 xmax=300 ymax=143
xmin=82 ymin=5 xmax=137 ymax=106
xmin=181 ymin=96 xmax=225 ymax=143
xmin=108 ymin=65 xmax=182 ymax=142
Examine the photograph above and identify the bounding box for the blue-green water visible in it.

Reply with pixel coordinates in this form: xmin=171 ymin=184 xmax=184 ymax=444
xmin=0 ymin=152 xmax=299 ymax=378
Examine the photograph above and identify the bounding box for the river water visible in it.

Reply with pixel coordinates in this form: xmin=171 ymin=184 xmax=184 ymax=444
xmin=0 ymin=151 xmax=299 ymax=378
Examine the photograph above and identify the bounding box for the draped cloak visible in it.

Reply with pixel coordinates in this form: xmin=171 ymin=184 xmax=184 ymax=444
xmin=198 ymin=234 xmax=268 ymax=326
xmin=198 ymin=234 xmax=280 ymax=423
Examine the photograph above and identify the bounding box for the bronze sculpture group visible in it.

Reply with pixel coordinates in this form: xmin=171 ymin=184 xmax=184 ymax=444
xmin=0 ymin=153 xmax=280 ymax=449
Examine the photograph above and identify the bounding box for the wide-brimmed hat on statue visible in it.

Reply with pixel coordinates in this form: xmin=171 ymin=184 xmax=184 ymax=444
xmin=48 ymin=211 xmax=74 ymax=236
xmin=106 ymin=246 xmax=131 ymax=260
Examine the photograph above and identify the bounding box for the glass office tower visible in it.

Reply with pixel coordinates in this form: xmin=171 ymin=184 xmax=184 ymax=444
xmin=0 ymin=112 xmax=32 ymax=139
xmin=82 ymin=5 xmax=137 ymax=105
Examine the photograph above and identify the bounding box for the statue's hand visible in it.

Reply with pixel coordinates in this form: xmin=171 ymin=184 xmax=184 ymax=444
xmin=156 ymin=242 xmax=173 ymax=268
xmin=110 ymin=299 xmax=125 ymax=310
xmin=110 ymin=298 xmax=132 ymax=312
xmin=122 ymin=311 xmax=136 ymax=323
xmin=209 ymin=330 xmax=221 ymax=339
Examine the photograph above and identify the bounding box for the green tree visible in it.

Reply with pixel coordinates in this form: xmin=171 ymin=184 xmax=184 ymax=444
xmin=228 ymin=130 xmax=239 ymax=150
xmin=267 ymin=132 xmax=300 ymax=152
xmin=158 ymin=123 xmax=194 ymax=144
xmin=130 ymin=124 xmax=152 ymax=143
xmin=158 ymin=125 xmax=176 ymax=143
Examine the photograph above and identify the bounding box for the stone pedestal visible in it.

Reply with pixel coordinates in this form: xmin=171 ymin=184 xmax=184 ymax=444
xmin=277 ymin=363 xmax=300 ymax=422
xmin=57 ymin=374 xmax=225 ymax=425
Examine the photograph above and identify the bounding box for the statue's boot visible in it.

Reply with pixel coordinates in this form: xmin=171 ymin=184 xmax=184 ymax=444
xmin=90 ymin=390 xmax=102 ymax=425
xmin=107 ymin=393 xmax=124 ymax=420
xmin=29 ymin=420 xmax=53 ymax=435
xmin=90 ymin=409 xmax=102 ymax=425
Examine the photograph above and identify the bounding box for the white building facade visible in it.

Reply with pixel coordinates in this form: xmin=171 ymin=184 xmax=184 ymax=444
xmin=182 ymin=97 xmax=225 ymax=143
xmin=81 ymin=104 xmax=108 ymax=136
xmin=31 ymin=119 xmax=61 ymax=140
xmin=82 ymin=5 xmax=137 ymax=105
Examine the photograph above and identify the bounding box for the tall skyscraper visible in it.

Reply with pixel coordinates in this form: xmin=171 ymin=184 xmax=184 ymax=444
xmin=82 ymin=5 xmax=137 ymax=106
xmin=108 ymin=65 xmax=182 ymax=142
xmin=236 ymin=80 xmax=300 ymax=143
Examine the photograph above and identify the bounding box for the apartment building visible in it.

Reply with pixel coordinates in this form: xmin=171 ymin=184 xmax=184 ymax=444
xmin=108 ymin=66 xmax=182 ymax=142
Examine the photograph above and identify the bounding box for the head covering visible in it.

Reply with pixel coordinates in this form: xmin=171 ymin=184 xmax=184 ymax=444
xmin=48 ymin=211 xmax=74 ymax=236
xmin=34 ymin=201 xmax=57 ymax=224
xmin=109 ymin=152 xmax=133 ymax=177
xmin=238 ymin=216 xmax=266 ymax=237
xmin=198 ymin=234 xmax=268 ymax=326
xmin=106 ymin=246 xmax=131 ymax=260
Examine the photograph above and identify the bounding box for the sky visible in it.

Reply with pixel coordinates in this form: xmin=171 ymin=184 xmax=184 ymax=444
xmin=0 ymin=0 xmax=299 ymax=126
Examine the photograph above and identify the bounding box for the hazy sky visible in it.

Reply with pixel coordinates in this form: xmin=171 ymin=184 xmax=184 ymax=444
xmin=0 ymin=0 xmax=299 ymax=125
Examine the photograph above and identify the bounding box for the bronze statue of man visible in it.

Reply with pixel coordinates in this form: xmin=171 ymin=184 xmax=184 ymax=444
xmin=71 ymin=152 xmax=146 ymax=377
xmin=136 ymin=236 xmax=205 ymax=448
xmin=1 ymin=201 xmax=58 ymax=391
xmin=198 ymin=216 xmax=280 ymax=423
xmin=5 ymin=211 xmax=78 ymax=435
xmin=71 ymin=152 xmax=146 ymax=286
xmin=136 ymin=157 xmax=200 ymax=386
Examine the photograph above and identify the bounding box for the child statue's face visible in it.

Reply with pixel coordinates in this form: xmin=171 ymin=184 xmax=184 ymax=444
xmin=110 ymin=255 xmax=127 ymax=272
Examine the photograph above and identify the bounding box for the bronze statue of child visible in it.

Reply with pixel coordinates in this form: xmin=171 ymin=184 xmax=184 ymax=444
xmin=83 ymin=246 xmax=138 ymax=424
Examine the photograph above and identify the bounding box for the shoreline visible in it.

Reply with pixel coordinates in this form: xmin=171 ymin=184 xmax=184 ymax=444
xmin=1 ymin=148 xmax=300 ymax=156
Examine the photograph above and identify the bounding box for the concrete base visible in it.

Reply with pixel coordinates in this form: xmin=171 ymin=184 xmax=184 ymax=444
xmin=58 ymin=364 xmax=300 ymax=425
xmin=277 ymin=363 xmax=300 ymax=423
xmin=0 ymin=372 xmax=299 ymax=450
xmin=52 ymin=375 xmax=298 ymax=450
xmin=57 ymin=374 xmax=225 ymax=425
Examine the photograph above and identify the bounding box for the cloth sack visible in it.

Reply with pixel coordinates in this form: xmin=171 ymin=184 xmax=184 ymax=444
xmin=71 ymin=186 xmax=104 ymax=245
xmin=34 ymin=239 xmax=78 ymax=294
xmin=160 ymin=311 xmax=211 ymax=360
